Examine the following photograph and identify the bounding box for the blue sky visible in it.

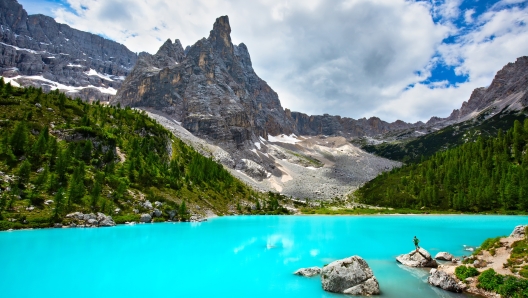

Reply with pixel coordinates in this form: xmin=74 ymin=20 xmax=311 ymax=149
xmin=17 ymin=0 xmax=528 ymax=122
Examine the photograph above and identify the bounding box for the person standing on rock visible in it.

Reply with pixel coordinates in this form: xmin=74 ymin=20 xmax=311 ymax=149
xmin=413 ymin=236 xmax=420 ymax=250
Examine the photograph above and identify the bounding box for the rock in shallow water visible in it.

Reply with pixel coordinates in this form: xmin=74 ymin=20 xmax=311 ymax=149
xmin=396 ymin=248 xmax=438 ymax=268
xmin=428 ymin=269 xmax=466 ymax=293
xmin=321 ymin=256 xmax=380 ymax=296
xmin=294 ymin=267 xmax=321 ymax=277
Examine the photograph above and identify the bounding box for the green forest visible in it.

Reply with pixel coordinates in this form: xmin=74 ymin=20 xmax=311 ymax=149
xmin=0 ymin=79 xmax=288 ymax=230
xmin=356 ymin=119 xmax=528 ymax=213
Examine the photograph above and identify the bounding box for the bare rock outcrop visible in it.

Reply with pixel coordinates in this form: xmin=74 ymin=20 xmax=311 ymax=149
xmin=321 ymin=256 xmax=380 ymax=296
xmin=396 ymin=248 xmax=438 ymax=268
xmin=510 ymin=225 xmax=527 ymax=238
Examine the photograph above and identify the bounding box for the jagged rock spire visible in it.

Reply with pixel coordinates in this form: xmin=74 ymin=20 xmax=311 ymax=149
xmin=208 ymin=16 xmax=234 ymax=56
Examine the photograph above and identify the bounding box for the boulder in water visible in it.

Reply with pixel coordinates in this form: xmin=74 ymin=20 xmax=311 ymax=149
xmin=427 ymin=269 xmax=466 ymax=293
xmin=321 ymin=256 xmax=380 ymax=295
xmin=396 ymin=248 xmax=438 ymax=268
xmin=294 ymin=267 xmax=321 ymax=277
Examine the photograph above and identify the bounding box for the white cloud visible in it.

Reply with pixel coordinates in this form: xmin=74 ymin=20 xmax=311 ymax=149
xmin=37 ymin=0 xmax=528 ymax=122
xmin=440 ymin=5 xmax=528 ymax=82
xmin=434 ymin=0 xmax=463 ymax=21
xmin=464 ymin=9 xmax=475 ymax=24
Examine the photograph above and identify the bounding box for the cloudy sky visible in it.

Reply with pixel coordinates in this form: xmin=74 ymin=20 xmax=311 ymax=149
xmin=19 ymin=0 xmax=528 ymax=123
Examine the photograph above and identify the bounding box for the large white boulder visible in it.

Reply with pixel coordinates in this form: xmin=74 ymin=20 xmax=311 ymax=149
xmin=396 ymin=248 xmax=438 ymax=268
xmin=321 ymin=256 xmax=380 ymax=296
xmin=435 ymin=252 xmax=454 ymax=261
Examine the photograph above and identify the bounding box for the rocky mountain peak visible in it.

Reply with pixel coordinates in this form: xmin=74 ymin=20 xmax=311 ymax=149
xmin=156 ymin=38 xmax=185 ymax=63
xmin=208 ymin=15 xmax=233 ymax=56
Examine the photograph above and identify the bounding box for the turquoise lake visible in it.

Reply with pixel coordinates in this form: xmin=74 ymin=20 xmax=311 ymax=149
xmin=1 ymin=215 xmax=528 ymax=297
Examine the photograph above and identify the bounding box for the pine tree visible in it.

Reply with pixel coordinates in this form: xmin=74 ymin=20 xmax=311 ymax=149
xmin=17 ymin=159 xmax=31 ymax=184
xmin=52 ymin=188 xmax=65 ymax=222
xmin=68 ymin=162 xmax=86 ymax=204
xmin=10 ymin=121 xmax=28 ymax=155
xmin=90 ymin=172 xmax=104 ymax=210
xmin=179 ymin=200 xmax=188 ymax=221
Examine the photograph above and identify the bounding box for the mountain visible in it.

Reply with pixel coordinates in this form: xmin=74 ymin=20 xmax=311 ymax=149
xmin=113 ymin=16 xmax=295 ymax=146
xmin=359 ymin=56 xmax=528 ymax=163
xmin=0 ymin=0 xmax=137 ymax=102
xmin=443 ymin=56 xmax=528 ymax=123
xmin=111 ymin=16 xmax=406 ymax=189
xmin=288 ymin=110 xmax=423 ymax=138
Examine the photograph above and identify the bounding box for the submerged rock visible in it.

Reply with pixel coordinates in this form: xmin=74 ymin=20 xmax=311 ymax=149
xmin=396 ymin=248 xmax=438 ymax=268
xmin=428 ymin=269 xmax=465 ymax=293
xmin=321 ymin=256 xmax=380 ymax=295
xmin=294 ymin=267 xmax=321 ymax=277
xmin=435 ymin=252 xmax=454 ymax=261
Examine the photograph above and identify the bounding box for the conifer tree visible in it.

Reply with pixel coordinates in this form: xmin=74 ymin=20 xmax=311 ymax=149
xmin=10 ymin=121 xmax=28 ymax=155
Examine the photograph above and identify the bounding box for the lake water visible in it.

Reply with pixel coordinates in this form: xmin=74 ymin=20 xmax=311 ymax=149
xmin=1 ymin=215 xmax=527 ymax=297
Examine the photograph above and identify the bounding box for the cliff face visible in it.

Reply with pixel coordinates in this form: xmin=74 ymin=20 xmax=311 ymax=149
xmin=0 ymin=0 xmax=137 ymax=101
xmin=113 ymin=16 xmax=295 ymax=147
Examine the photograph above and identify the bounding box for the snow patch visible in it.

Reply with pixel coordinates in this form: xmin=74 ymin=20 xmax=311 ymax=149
xmin=254 ymin=142 xmax=261 ymax=150
xmin=0 ymin=76 xmax=20 ymax=87
xmin=2 ymin=75 xmax=117 ymax=95
xmin=67 ymin=63 xmax=83 ymax=68
xmin=268 ymin=134 xmax=301 ymax=144
xmin=85 ymin=69 xmax=114 ymax=81
xmin=0 ymin=42 xmax=42 ymax=54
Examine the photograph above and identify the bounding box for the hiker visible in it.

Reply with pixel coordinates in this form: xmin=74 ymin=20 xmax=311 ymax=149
xmin=413 ymin=236 xmax=420 ymax=250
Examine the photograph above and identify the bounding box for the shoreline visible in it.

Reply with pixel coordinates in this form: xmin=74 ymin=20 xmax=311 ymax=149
xmin=3 ymin=213 xmax=528 ymax=232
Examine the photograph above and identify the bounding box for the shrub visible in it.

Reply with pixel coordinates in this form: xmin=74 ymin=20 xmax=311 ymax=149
xmin=474 ymin=237 xmax=502 ymax=255
xmin=498 ymin=276 xmax=528 ymax=298
xmin=455 ymin=265 xmax=480 ymax=280
xmin=478 ymin=269 xmax=503 ymax=292
xmin=0 ymin=220 xmax=14 ymax=231
xmin=113 ymin=214 xmax=140 ymax=224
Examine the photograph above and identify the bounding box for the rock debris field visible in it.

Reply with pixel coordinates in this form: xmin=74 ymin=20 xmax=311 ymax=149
xmin=147 ymin=110 xmax=400 ymax=200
